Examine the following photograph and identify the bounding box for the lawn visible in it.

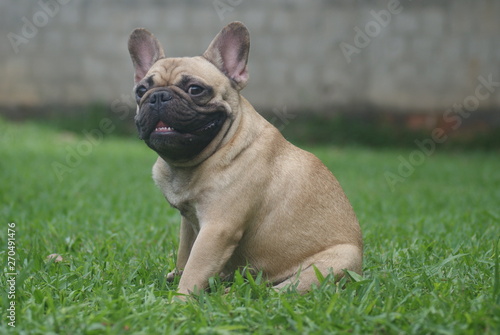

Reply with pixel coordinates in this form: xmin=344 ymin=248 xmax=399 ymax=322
xmin=1 ymin=118 xmax=499 ymax=334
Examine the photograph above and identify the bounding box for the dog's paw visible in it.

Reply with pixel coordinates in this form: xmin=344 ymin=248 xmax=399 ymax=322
xmin=166 ymin=269 xmax=183 ymax=282
xmin=170 ymin=293 xmax=189 ymax=303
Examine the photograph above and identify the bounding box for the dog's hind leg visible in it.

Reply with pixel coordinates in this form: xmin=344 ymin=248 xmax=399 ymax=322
xmin=273 ymin=244 xmax=362 ymax=292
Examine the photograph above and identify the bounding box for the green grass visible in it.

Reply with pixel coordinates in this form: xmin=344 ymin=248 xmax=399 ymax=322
xmin=1 ymin=118 xmax=499 ymax=334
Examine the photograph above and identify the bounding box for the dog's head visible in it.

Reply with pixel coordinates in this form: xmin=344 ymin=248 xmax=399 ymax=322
xmin=128 ymin=22 xmax=250 ymax=164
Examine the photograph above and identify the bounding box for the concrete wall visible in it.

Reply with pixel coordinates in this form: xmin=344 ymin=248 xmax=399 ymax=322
xmin=1 ymin=0 xmax=499 ymax=114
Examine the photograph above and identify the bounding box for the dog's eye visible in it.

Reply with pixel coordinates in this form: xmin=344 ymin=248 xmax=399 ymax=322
xmin=188 ymin=85 xmax=204 ymax=96
xmin=136 ymin=85 xmax=148 ymax=99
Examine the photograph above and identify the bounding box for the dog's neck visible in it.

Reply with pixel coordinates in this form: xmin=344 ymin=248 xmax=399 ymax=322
xmin=151 ymin=97 xmax=284 ymax=215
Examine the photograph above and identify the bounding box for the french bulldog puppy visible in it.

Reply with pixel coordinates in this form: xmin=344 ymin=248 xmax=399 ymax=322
xmin=128 ymin=22 xmax=362 ymax=297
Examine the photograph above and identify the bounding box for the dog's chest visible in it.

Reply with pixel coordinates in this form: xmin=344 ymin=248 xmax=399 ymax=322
xmin=160 ymin=175 xmax=203 ymax=232
xmin=152 ymin=157 xmax=217 ymax=233
xmin=163 ymin=185 xmax=201 ymax=228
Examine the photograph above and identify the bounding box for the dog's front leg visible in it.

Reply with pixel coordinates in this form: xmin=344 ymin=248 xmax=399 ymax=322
xmin=177 ymin=223 xmax=243 ymax=296
xmin=167 ymin=217 xmax=195 ymax=281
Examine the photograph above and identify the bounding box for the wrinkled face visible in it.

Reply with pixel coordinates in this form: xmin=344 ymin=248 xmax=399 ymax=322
xmin=134 ymin=57 xmax=232 ymax=162
xmin=129 ymin=22 xmax=250 ymax=164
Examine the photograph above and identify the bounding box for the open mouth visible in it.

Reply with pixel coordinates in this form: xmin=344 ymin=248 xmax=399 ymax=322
xmin=154 ymin=121 xmax=176 ymax=133
xmin=138 ymin=110 xmax=227 ymax=161
xmin=152 ymin=118 xmax=221 ymax=136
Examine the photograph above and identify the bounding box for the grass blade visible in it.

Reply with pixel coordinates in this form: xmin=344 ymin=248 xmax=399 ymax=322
xmin=312 ymin=264 xmax=325 ymax=284
xmin=494 ymin=237 xmax=500 ymax=303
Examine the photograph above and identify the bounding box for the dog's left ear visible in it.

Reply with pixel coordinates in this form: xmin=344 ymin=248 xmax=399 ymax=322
xmin=203 ymin=21 xmax=250 ymax=90
xmin=128 ymin=28 xmax=165 ymax=84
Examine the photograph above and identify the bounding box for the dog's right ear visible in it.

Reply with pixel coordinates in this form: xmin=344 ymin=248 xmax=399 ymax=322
xmin=128 ymin=28 xmax=165 ymax=84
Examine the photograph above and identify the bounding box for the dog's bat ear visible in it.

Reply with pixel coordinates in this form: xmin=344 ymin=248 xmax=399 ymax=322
xmin=128 ymin=28 xmax=165 ymax=84
xmin=203 ymin=21 xmax=250 ymax=90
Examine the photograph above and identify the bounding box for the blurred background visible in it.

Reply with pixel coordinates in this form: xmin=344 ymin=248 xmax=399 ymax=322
xmin=1 ymin=0 xmax=499 ymax=147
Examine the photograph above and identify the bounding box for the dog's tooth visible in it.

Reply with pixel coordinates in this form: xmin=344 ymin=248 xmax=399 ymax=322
xmin=154 ymin=126 xmax=175 ymax=132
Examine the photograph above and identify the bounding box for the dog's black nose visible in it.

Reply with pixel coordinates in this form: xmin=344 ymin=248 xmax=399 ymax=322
xmin=149 ymin=90 xmax=173 ymax=108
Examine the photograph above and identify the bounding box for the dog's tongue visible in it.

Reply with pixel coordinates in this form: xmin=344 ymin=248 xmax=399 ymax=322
xmin=154 ymin=121 xmax=176 ymax=133
xmin=156 ymin=121 xmax=167 ymax=128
